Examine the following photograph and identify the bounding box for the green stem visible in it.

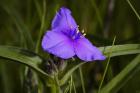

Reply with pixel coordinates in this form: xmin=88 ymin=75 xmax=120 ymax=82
xmin=50 ymin=79 xmax=61 ymax=93
xmin=50 ymin=84 xmax=57 ymax=93
xmin=51 ymin=73 xmax=61 ymax=93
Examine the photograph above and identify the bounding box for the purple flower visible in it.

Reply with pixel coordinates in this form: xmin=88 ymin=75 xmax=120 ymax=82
xmin=42 ymin=7 xmax=105 ymax=61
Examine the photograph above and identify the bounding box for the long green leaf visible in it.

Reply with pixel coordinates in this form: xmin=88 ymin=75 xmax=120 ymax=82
xmin=0 ymin=46 xmax=52 ymax=79
xmin=99 ymin=44 xmax=140 ymax=57
xmin=100 ymin=54 xmax=140 ymax=93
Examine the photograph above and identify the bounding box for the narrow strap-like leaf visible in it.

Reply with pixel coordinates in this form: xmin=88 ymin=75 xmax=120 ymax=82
xmin=99 ymin=44 xmax=140 ymax=57
xmin=0 ymin=46 xmax=52 ymax=79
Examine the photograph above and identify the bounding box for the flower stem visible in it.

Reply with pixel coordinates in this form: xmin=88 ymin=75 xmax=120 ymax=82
xmin=50 ymin=78 xmax=61 ymax=93
xmin=50 ymin=84 xmax=57 ymax=93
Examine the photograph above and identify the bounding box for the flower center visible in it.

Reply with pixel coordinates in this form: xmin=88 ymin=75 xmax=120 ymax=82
xmin=69 ymin=26 xmax=86 ymax=40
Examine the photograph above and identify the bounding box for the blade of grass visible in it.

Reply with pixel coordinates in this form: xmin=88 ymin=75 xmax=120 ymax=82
xmin=26 ymin=0 xmax=32 ymax=25
xmin=35 ymin=0 xmax=46 ymax=53
xmin=99 ymin=44 xmax=140 ymax=57
xmin=0 ymin=62 xmax=12 ymax=93
xmin=59 ymin=62 xmax=84 ymax=86
xmin=34 ymin=0 xmax=43 ymax=21
xmin=72 ymin=77 xmax=77 ymax=93
xmin=98 ymin=36 xmax=116 ymax=93
xmin=100 ymin=54 xmax=140 ymax=93
xmin=69 ymin=76 xmax=73 ymax=93
xmin=79 ymin=67 xmax=86 ymax=93
xmin=64 ymin=85 xmax=69 ymax=93
xmin=72 ymin=75 xmax=77 ymax=93
xmin=90 ymin=0 xmax=103 ymax=29
xmin=126 ymin=0 xmax=140 ymax=21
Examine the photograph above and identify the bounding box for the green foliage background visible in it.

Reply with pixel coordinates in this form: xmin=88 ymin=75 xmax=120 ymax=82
xmin=0 ymin=0 xmax=140 ymax=93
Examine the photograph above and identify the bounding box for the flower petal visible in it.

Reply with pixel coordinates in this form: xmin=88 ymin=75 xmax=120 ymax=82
xmin=42 ymin=31 xmax=75 ymax=59
xmin=74 ymin=37 xmax=106 ymax=61
xmin=52 ymin=7 xmax=77 ymax=31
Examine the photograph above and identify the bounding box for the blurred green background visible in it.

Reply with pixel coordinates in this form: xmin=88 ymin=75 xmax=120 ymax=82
xmin=0 ymin=0 xmax=140 ymax=93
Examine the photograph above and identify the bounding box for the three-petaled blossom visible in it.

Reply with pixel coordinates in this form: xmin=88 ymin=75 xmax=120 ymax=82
xmin=42 ymin=7 xmax=105 ymax=61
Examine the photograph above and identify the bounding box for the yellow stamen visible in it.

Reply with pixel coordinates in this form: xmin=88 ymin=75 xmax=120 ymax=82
xmin=83 ymin=33 xmax=86 ymax=36
xmin=82 ymin=29 xmax=85 ymax=33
